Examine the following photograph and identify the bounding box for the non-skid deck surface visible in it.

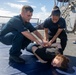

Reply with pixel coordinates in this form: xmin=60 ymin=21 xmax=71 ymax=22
xmin=0 ymin=41 xmax=76 ymax=75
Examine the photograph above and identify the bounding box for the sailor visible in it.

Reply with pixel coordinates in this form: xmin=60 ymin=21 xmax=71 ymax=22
xmin=43 ymin=6 xmax=67 ymax=54
xmin=0 ymin=5 xmax=45 ymax=63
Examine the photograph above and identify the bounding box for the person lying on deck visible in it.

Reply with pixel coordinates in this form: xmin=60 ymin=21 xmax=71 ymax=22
xmin=26 ymin=43 xmax=69 ymax=70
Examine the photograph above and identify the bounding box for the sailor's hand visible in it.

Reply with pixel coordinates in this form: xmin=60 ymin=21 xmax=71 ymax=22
xmin=42 ymin=40 xmax=49 ymax=47
xmin=48 ymin=41 xmax=52 ymax=47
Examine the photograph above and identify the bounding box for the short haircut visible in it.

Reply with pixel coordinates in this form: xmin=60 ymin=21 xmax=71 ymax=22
xmin=51 ymin=6 xmax=61 ymax=17
xmin=56 ymin=54 xmax=69 ymax=70
xmin=21 ymin=5 xmax=33 ymax=12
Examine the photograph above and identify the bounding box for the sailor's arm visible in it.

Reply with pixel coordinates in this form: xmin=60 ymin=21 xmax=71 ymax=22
xmin=21 ymin=31 xmax=41 ymax=45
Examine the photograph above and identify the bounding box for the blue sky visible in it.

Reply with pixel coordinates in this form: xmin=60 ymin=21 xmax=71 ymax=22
xmin=0 ymin=0 xmax=54 ymax=20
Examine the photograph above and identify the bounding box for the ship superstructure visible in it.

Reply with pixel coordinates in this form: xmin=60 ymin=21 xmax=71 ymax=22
xmin=54 ymin=0 xmax=76 ymax=33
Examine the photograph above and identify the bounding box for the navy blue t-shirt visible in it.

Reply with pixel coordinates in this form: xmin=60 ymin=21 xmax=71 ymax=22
xmin=1 ymin=15 xmax=36 ymax=36
xmin=43 ymin=17 xmax=66 ymax=36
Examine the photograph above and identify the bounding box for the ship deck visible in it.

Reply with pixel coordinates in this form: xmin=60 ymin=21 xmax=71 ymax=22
xmin=0 ymin=30 xmax=76 ymax=75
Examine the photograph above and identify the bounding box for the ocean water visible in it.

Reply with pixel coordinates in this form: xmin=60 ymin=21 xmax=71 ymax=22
xmin=0 ymin=11 xmax=76 ymax=31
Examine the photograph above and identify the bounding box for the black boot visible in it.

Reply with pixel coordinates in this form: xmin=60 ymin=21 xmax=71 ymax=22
xmin=9 ymin=55 xmax=25 ymax=63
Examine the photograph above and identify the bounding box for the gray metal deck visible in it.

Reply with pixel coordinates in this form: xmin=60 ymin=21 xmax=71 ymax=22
xmin=0 ymin=32 xmax=76 ymax=75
